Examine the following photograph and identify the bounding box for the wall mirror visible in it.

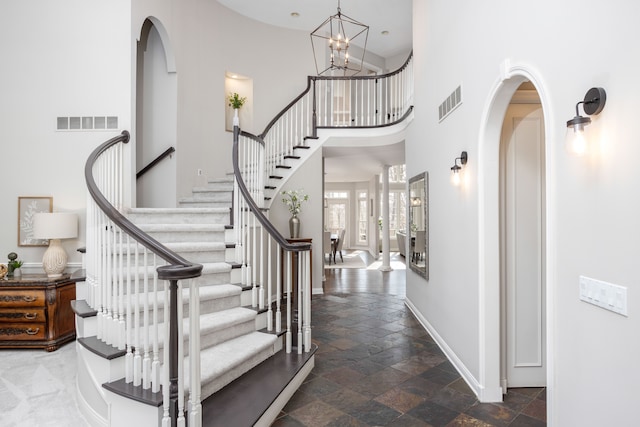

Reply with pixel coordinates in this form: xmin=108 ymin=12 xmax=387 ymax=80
xmin=408 ymin=172 xmax=428 ymax=279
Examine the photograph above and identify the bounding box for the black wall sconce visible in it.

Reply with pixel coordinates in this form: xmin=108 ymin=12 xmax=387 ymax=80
xmin=451 ymin=151 xmax=468 ymax=186
xmin=566 ymin=87 xmax=606 ymax=155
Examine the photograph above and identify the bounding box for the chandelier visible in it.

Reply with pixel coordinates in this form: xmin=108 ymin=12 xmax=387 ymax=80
xmin=310 ymin=0 xmax=369 ymax=75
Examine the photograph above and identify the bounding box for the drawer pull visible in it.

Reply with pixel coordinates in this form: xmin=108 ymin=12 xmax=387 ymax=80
xmin=23 ymin=296 xmax=37 ymax=302
xmin=26 ymin=328 xmax=40 ymax=335
xmin=24 ymin=313 xmax=37 ymax=320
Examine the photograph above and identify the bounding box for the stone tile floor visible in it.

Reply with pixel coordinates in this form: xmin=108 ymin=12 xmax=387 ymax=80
xmin=273 ymin=257 xmax=547 ymax=427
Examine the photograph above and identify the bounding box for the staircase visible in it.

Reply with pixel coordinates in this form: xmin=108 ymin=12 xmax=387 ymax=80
xmin=74 ymin=177 xmax=314 ymax=427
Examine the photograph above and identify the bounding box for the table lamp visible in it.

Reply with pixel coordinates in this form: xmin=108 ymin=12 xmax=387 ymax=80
xmin=32 ymin=212 xmax=78 ymax=278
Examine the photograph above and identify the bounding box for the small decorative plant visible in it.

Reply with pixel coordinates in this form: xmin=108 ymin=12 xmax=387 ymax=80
xmin=228 ymin=92 xmax=247 ymax=110
xmin=281 ymin=189 xmax=309 ymax=217
xmin=7 ymin=252 xmax=22 ymax=276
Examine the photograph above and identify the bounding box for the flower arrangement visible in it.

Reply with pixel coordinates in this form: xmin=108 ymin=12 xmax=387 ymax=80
xmin=281 ymin=189 xmax=309 ymax=217
xmin=228 ymin=92 xmax=247 ymax=109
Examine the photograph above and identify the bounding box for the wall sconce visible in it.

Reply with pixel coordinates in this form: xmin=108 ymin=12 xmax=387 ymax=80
xmin=566 ymin=87 xmax=606 ymax=156
xmin=450 ymin=151 xmax=468 ymax=186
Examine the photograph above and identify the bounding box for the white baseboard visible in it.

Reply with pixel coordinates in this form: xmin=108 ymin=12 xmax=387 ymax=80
xmin=404 ymin=297 xmax=484 ymax=400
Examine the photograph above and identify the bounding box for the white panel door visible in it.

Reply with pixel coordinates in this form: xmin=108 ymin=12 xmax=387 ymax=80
xmin=502 ymin=103 xmax=546 ymax=387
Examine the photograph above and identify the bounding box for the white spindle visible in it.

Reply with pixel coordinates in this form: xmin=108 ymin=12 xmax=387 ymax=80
xmin=188 ymin=277 xmax=202 ymax=427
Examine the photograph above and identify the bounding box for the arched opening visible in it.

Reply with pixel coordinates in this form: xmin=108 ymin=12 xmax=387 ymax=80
xmin=136 ymin=18 xmax=177 ymax=208
xmin=477 ymin=63 xmax=554 ymax=410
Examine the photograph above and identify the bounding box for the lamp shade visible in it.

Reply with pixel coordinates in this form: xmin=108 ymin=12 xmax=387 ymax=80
xmin=32 ymin=213 xmax=78 ymax=240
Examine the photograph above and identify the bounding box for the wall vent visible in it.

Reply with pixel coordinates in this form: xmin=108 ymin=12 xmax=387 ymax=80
xmin=57 ymin=116 xmax=118 ymax=131
xmin=438 ymin=85 xmax=462 ymax=122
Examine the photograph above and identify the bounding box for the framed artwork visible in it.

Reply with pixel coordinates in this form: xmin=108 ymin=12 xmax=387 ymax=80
xmin=18 ymin=196 xmax=53 ymax=247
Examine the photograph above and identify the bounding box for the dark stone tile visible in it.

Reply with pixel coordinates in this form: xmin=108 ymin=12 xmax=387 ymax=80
xmin=289 ymin=400 xmax=346 ymax=427
xmin=407 ymin=400 xmax=460 ymax=426
xmin=350 ymin=358 xmax=387 ymax=376
xmin=435 ymin=360 xmax=458 ymax=374
xmin=537 ymin=388 xmax=546 ymax=401
xmin=521 ymin=398 xmax=546 ymax=422
xmin=347 ymin=367 xmax=412 ymax=398
xmin=282 ymin=390 xmax=318 ymax=413
xmin=446 ymin=413 xmax=494 ymax=427
xmin=322 ymin=367 xmax=367 ymax=387
xmin=347 ymin=399 xmax=402 ymax=426
xmin=509 ymin=387 xmax=544 ymax=398
xmin=398 ymin=376 xmax=443 ymax=399
xmin=465 ymin=402 xmax=517 ymax=427
xmin=391 ymin=414 xmax=433 ymax=427
xmin=320 ymin=388 xmax=370 ymax=413
xmin=446 ymin=378 xmax=475 ymax=396
xmin=509 ymin=414 xmax=547 ymax=427
xmin=374 ymin=387 xmax=425 ymax=413
xmin=420 ymin=367 xmax=460 ymax=386
xmin=271 ymin=414 xmax=307 ymax=427
xmin=428 ymin=386 xmax=477 ymax=412
xmin=369 ymin=347 xmax=413 ymax=367
xmin=297 ymin=376 xmax=342 ymax=397
xmin=497 ymin=390 xmax=533 ymax=412
xmin=324 ymin=414 xmax=369 ymax=427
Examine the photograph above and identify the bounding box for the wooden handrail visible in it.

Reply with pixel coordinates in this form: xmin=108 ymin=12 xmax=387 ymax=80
xmin=136 ymin=146 xmax=176 ymax=180
xmin=233 ymin=127 xmax=311 ymax=253
xmin=84 ymin=131 xmax=202 ymax=281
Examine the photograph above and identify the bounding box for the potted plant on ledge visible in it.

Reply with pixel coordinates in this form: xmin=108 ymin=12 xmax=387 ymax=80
xmin=228 ymin=92 xmax=246 ymax=127
xmin=281 ymin=189 xmax=309 ymax=239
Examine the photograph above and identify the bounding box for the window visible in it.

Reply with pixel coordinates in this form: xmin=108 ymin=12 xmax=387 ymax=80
xmin=357 ymin=191 xmax=368 ymax=244
xmin=325 ymin=191 xmax=348 ymax=235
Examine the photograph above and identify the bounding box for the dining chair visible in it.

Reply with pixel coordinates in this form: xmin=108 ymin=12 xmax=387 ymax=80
xmin=413 ymin=230 xmax=426 ymax=262
xmin=334 ymin=229 xmax=346 ymax=262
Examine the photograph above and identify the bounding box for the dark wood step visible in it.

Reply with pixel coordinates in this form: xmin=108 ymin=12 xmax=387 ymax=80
xmin=275 ymin=165 xmax=291 ymax=170
xmin=78 ymin=336 xmax=126 ymax=360
xmin=202 ymin=345 xmax=317 ymax=427
xmin=303 ymin=136 xmax=319 ymax=141
xmin=265 ymin=185 xmax=277 ymax=190
xmin=103 ymin=378 xmax=163 ymax=407
xmin=71 ymin=300 xmax=97 ymax=318
xmin=283 ymin=155 xmax=300 ymax=160
xmin=269 ymin=175 xmax=283 ymax=179
xmin=292 ymin=145 xmax=310 ymax=150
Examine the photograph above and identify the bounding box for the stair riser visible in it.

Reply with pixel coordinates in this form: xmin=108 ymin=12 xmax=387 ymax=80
xmin=143 ymin=230 xmax=225 ymax=243
xmin=106 ymin=248 xmax=226 ymax=263
xmin=128 ymin=212 xmax=229 ymax=224
xmin=178 ymin=200 xmax=233 ymax=209
xmin=191 ymin=191 xmax=232 ymax=201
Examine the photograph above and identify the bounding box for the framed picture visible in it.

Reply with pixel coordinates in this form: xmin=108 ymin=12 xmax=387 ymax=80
xmin=18 ymin=197 xmax=53 ymax=247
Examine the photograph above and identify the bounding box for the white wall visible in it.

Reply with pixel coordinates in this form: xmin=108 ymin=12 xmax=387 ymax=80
xmin=269 ymin=150 xmax=324 ymax=294
xmin=0 ymin=1 xmax=131 ymax=269
xmin=132 ymin=0 xmax=321 ymax=201
xmin=409 ymin=0 xmax=640 ymax=425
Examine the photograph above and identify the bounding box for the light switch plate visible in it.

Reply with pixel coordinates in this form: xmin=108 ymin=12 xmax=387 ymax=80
xmin=579 ymin=276 xmax=628 ymax=316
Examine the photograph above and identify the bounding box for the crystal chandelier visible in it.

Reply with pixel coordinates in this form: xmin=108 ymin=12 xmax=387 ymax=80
xmin=310 ymin=0 xmax=369 ymax=75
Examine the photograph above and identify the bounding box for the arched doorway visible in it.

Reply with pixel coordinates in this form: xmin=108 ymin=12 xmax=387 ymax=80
xmin=136 ymin=18 xmax=177 ymax=208
xmin=477 ymin=63 xmax=554 ymax=405
xmin=500 ymin=83 xmax=546 ymax=389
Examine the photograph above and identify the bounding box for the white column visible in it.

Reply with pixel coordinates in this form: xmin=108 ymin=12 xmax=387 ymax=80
xmin=379 ymin=164 xmax=392 ymax=271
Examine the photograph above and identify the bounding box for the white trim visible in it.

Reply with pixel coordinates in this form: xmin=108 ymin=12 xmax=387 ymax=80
xmin=404 ymin=297 xmax=501 ymax=401
xmin=477 ymin=60 xmax=555 ymax=419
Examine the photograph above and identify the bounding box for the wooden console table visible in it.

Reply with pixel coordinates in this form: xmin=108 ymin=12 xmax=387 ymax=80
xmin=0 ymin=274 xmax=77 ymax=351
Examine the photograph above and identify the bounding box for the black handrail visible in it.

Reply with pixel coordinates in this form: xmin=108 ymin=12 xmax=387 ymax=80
xmin=233 ymin=127 xmax=311 ymax=253
xmin=85 ymin=131 xmax=202 ymax=281
xmin=260 ymin=51 xmax=413 ymax=139
xmin=85 ymin=130 xmax=201 ymax=427
xmin=136 ymin=146 xmax=176 ymax=180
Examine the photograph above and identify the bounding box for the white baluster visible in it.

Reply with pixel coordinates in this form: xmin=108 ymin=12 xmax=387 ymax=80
xmin=285 ymin=251 xmax=292 ymax=353
xmin=133 ymin=242 xmax=142 ymax=387
xmin=276 ymin=245 xmax=282 ymax=333
xmin=188 ymin=278 xmax=202 ymax=427
xmin=151 ymin=256 xmax=160 ymax=393
xmin=177 ymin=280 xmax=185 ymax=427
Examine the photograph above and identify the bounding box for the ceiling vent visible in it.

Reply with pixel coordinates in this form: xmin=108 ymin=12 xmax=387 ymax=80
xmin=438 ymin=85 xmax=462 ymax=122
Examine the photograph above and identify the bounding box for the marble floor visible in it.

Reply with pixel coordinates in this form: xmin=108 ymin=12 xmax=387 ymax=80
xmin=0 ymin=342 xmax=89 ymax=426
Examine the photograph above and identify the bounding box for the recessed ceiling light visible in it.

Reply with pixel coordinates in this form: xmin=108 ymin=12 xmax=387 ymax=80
xmin=381 ymin=30 xmax=390 ymax=36
xmin=291 ymin=12 xmax=300 ymax=18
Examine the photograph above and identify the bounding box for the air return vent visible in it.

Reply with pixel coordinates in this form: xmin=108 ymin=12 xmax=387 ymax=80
xmin=57 ymin=116 xmax=118 ymax=131
xmin=438 ymin=85 xmax=462 ymax=122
